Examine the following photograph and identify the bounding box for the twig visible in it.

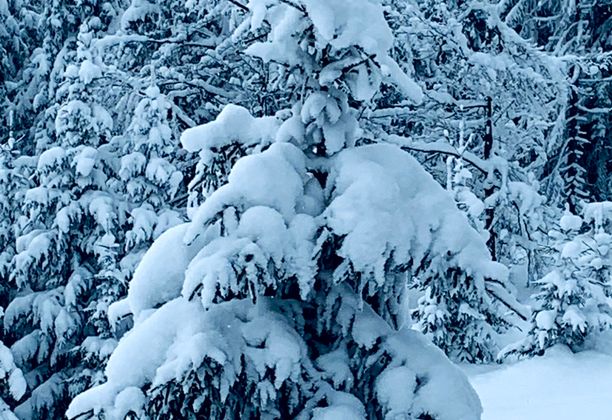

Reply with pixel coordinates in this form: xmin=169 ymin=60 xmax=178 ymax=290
xmin=228 ymin=0 xmax=249 ymax=12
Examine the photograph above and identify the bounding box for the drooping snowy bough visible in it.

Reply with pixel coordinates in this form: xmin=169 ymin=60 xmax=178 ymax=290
xmin=0 ymin=341 xmax=26 ymax=420
xmin=67 ymin=0 xmax=515 ymax=418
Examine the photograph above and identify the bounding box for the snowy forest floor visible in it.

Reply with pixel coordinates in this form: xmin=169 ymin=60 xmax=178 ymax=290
xmin=462 ymin=341 xmax=612 ymax=419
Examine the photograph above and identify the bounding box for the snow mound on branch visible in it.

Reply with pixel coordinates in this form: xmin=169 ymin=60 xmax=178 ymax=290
xmin=0 ymin=342 xmax=26 ymax=401
xmin=73 ymin=146 xmax=97 ymax=177
xmin=303 ymin=0 xmax=393 ymax=56
xmin=327 ymin=144 xmax=506 ymax=283
xmin=37 ymin=147 xmax=66 ymax=172
xmin=582 ymin=201 xmax=612 ymax=231
xmin=121 ymin=0 xmax=160 ymax=31
xmin=78 ymin=60 xmax=102 ymax=85
xmin=180 ymin=104 xmax=280 ymax=153
xmin=186 ymin=142 xmax=308 ymax=233
xmin=560 ymin=212 xmax=583 ymax=231
xmin=125 ymin=223 xmax=208 ymax=318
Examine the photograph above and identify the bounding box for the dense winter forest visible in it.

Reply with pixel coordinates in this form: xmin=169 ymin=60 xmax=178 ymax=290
xmin=0 ymin=0 xmax=611 ymax=418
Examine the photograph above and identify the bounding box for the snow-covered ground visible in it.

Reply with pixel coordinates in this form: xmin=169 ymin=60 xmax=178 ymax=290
xmin=463 ymin=345 xmax=612 ymax=420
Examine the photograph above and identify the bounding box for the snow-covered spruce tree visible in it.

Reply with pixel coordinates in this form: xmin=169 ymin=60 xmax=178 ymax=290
xmin=104 ymin=84 xmax=185 ymax=327
xmin=0 ymin=0 xmax=20 ymax=143
xmin=0 ymin=138 xmax=28 ymax=420
xmin=0 ymin=142 xmax=17 ymax=307
xmin=0 ymin=0 xmax=34 ymax=145
xmin=67 ymin=0 xmax=490 ymax=419
xmin=2 ymin=17 xmax=122 ymax=418
xmin=501 ymin=204 xmax=612 ymax=358
xmin=410 ymin=231 xmax=514 ymax=362
xmin=0 ymin=133 xmax=35 ymax=347
xmin=8 ymin=0 xmax=123 ymax=157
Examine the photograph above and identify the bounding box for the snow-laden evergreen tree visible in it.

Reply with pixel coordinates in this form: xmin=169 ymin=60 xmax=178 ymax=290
xmin=0 ymin=136 xmax=16 ymax=306
xmin=0 ymin=123 xmax=37 ymax=330
xmin=501 ymin=203 xmax=612 ymax=358
xmin=103 ymin=83 xmax=185 ymax=332
xmin=1 ymin=16 xmax=123 ymax=418
xmin=0 ymin=125 xmax=28 ymax=420
xmin=3 ymin=2 xmax=280 ymax=415
xmin=67 ymin=0 xmax=492 ymax=418
xmin=0 ymin=1 xmax=19 ymax=143
xmin=408 ymin=121 xmax=522 ymax=363
xmin=7 ymin=0 xmax=123 ymax=156
xmin=117 ymin=83 xmax=184 ymax=274
xmin=410 ymin=228 xmax=516 ymax=362
xmin=0 ymin=0 xmax=41 ymax=146
xmin=96 ymin=0 xmax=296 ymax=212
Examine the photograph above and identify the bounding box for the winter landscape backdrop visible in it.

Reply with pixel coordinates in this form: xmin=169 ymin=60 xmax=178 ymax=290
xmin=1 ymin=0 xmax=612 ymax=419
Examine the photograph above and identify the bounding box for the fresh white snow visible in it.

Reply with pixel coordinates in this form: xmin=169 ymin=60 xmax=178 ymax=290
xmin=465 ymin=345 xmax=612 ymax=420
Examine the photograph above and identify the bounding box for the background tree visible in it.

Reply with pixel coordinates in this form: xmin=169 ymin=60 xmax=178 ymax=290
xmin=2 ymin=12 xmax=124 ymax=418
xmin=377 ymin=0 xmax=567 ymax=288
xmin=503 ymin=0 xmax=612 ymax=208
xmin=501 ymin=203 xmax=612 ymax=358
